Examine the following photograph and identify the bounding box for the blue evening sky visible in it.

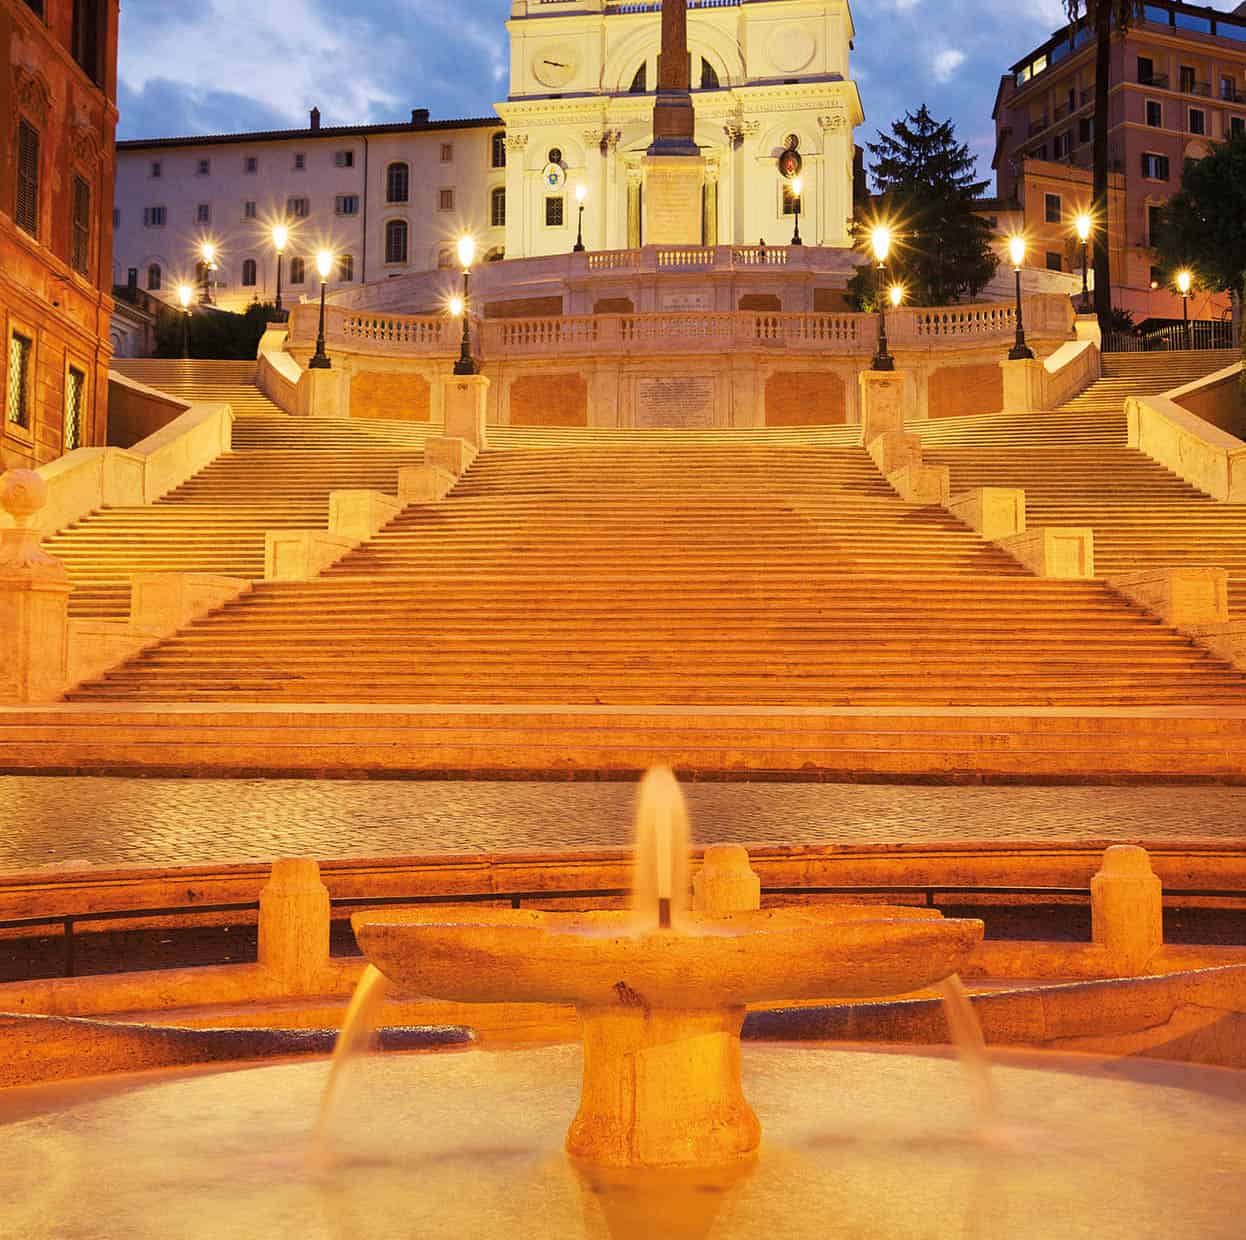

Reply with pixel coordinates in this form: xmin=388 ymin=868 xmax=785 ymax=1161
xmin=112 ymin=1 xmax=1239 ymax=192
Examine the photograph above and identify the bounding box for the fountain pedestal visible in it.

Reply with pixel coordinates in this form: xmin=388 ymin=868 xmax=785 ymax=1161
xmin=569 ymin=1004 xmax=759 ymax=1167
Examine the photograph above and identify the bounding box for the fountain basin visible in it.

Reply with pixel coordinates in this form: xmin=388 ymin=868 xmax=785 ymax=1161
xmin=351 ymin=905 xmax=983 ymax=1009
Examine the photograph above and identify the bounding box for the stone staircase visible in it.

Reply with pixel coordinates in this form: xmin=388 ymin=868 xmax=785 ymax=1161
xmin=919 ymin=350 xmax=1246 ymax=611
xmin=52 ymin=360 xmax=434 ymax=619
xmin=67 ymin=441 xmax=1246 ymax=706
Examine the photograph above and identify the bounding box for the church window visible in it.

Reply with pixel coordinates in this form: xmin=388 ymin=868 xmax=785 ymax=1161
xmin=491 ymin=186 xmax=506 ymax=228
xmin=241 ymin=258 xmax=257 ymax=286
xmin=545 ymin=196 xmax=564 ymax=227
xmin=387 ymin=162 xmax=410 ymax=203
xmin=491 ymin=132 xmax=506 ymax=168
xmin=385 ymin=219 xmax=408 ymax=264
xmin=147 ymin=263 xmax=161 ymax=290
xmin=700 ymin=58 xmax=719 ymax=90
xmin=629 ymin=63 xmax=647 ymax=93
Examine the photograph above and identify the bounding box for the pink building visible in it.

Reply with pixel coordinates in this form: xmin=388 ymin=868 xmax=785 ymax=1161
xmin=993 ymin=0 xmax=1246 ymax=326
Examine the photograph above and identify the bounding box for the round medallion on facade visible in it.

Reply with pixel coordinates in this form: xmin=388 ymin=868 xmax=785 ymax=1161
xmin=769 ymin=26 xmax=816 ymax=74
xmin=542 ymin=162 xmax=568 ymax=190
xmin=532 ymin=48 xmax=577 ymax=89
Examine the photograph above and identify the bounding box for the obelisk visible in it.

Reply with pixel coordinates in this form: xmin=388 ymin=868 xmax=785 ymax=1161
xmin=643 ymin=0 xmax=705 ymax=245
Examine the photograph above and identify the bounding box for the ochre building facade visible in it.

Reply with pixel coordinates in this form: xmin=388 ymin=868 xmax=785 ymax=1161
xmin=1 ymin=0 xmax=117 ymax=470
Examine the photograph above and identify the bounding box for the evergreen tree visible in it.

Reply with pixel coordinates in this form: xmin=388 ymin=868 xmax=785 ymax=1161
xmin=1154 ymin=132 xmax=1246 ymax=385
xmin=849 ymin=106 xmax=997 ymax=308
xmin=1063 ymin=2 xmax=1145 ymax=332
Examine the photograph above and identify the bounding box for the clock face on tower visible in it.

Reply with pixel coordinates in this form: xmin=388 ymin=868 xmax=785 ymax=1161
xmin=532 ymin=46 xmax=577 ymax=89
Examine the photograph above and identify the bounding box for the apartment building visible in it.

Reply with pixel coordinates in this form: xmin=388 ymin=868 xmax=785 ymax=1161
xmin=993 ymin=0 xmax=1246 ymax=322
xmin=114 ymin=110 xmax=506 ymax=313
xmin=2 ymin=0 xmax=118 ymax=469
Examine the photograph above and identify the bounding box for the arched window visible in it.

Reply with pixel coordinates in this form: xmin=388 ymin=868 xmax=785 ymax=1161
xmin=700 ymin=58 xmax=720 ymax=90
xmin=629 ymin=63 xmax=647 ymax=93
xmin=241 ymin=258 xmax=257 ymax=286
xmin=436 ymin=248 xmax=453 ymax=269
xmin=289 ymin=256 xmax=305 ymax=284
xmin=385 ymin=219 xmax=408 ymax=264
xmin=386 ymin=161 xmax=409 ymax=203
xmin=491 ymin=132 xmax=506 ymax=169
xmin=491 ymin=186 xmax=506 ymax=228
xmin=146 ymin=262 xmax=162 ymax=290
xmin=339 ymin=254 xmax=354 ymax=282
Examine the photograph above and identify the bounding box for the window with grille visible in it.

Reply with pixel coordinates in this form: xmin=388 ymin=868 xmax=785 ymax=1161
xmin=335 ymin=194 xmax=359 ymax=215
xmin=7 ymin=333 xmax=33 ymax=429
xmin=64 ymin=366 xmax=85 ymax=450
xmin=385 ymin=219 xmax=408 ymax=263
xmin=339 ymin=254 xmax=354 ymax=282
xmin=289 ymin=257 xmax=305 ymax=284
xmin=71 ymin=176 xmax=90 ymax=274
xmin=143 ymin=205 xmax=166 ymax=227
xmin=491 ymin=132 xmax=506 ymax=168
xmin=387 ymin=162 xmax=409 ymax=203
xmin=491 ymin=186 xmax=506 ymax=228
xmin=16 ymin=120 xmax=39 ymax=237
xmin=287 ymin=197 xmax=309 ymax=218
xmin=147 ymin=263 xmax=161 ymax=290
xmin=545 ymin=196 xmax=564 ymax=227
xmin=293 ymin=153 xmax=306 ymax=170
xmin=438 ymin=188 xmax=454 ymax=211
xmin=241 ymin=259 xmax=257 ymax=286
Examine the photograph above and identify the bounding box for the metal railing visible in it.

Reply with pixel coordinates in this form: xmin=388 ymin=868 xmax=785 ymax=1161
xmin=3 ymin=880 xmax=1244 ymax=981
xmin=1105 ymin=320 xmax=1237 ymax=352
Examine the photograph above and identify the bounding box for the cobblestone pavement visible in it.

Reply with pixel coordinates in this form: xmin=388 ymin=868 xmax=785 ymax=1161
xmin=0 ymin=778 xmax=1244 ymax=872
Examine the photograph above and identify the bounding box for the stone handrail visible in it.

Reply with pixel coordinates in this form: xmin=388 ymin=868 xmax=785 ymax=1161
xmin=1002 ymin=337 xmax=1101 ymax=412
xmin=1127 ymin=362 xmax=1246 ymax=503
xmin=1 ymin=389 xmax=234 ymax=536
xmin=256 ymin=327 xmax=300 ymax=415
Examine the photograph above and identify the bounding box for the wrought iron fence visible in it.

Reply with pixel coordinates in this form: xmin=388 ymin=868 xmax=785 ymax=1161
xmin=1104 ymin=320 xmax=1238 ymax=353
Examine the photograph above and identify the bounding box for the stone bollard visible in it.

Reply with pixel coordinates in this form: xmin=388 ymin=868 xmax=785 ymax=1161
xmin=1091 ymin=845 xmax=1163 ymax=976
xmin=693 ymin=844 xmax=761 ymax=915
xmin=0 ymin=470 xmax=72 ymax=703
xmin=258 ymin=858 xmax=331 ymax=993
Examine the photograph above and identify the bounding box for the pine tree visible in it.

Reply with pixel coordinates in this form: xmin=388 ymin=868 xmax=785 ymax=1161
xmin=849 ymin=105 xmax=998 ymax=308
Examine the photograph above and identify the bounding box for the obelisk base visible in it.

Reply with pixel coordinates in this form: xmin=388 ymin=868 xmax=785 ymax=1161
xmin=642 ymin=154 xmax=706 ymax=247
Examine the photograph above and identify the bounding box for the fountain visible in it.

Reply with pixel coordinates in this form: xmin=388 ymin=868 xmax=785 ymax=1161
xmin=350 ymin=767 xmax=984 ymax=1167
xmin=1 ymin=769 xmax=1244 ymax=1237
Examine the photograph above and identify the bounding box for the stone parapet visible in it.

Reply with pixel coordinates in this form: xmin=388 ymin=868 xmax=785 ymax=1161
xmin=329 ymin=490 xmax=404 ymax=542
xmin=1106 ymin=566 xmax=1229 ymax=629
xmin=947 ymin=487 xmax=1026 ymax=540
xmin=398 ymin=465 xmax=459 ymax=505
xmin=264 ymin=530 xmax=356 ymax=582
xmin=865 ymin=431 xmax=923 ymax=477
xmin=886 ymin=460 xmax=950 ymax=506
xmin=1000 ymin=338 xmax=1099 ymax=412
xmin=425 ymin=435 xmax=476 ymax=476
xmin=998 ymin=527 xmax=1095 ymax=579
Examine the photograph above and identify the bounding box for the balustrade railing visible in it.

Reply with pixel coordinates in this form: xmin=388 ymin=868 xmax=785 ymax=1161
xmin=288 ymin=298 xmax=1065 ymax=360
xmin=731 ymin=245 xmax=789 ymax=267
xmin=586 ymin=250 xmax=640 ymax=272
xmin=655 ymin=247 xmax=717 ymax=270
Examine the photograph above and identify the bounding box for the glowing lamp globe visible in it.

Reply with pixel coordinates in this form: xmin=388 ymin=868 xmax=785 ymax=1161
xmin=457 ymin=236 xmax=476 ymax=270
xmin=272 ymin=224 xmax=289 ymax=253
xmin=1075 ymin=214 xmax=1092 ymax=243
xmin=889 ymin=284 xmax=904 ymax=308
xmin=177 ymin=284 xmax=193 ymax=310
xmin=1008 ymin=236 xmax=1026 ymax=268
xmin=1177 ymin=270 xmax=1192 ymax=295
xmin=870 ymin=226 xmax=891 ymax=264
xmin=316 ymin=250 xmax=335 ymax=280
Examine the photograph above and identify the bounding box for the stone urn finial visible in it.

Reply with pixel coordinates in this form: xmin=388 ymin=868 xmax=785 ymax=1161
xmin=0 ymin=469 xmax=66 ymax=577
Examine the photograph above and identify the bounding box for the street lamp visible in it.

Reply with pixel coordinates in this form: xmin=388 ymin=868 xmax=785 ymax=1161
xmin=198 ymin=241 xmax=216 ymax=305
xmin=790 ymin=177 xmax=804 ymax=247
xmin=308 ymin=249 xmax=334 ymax=369
xmin=272 ymin=224 xmax=289 ymax=320
xmin=1007 ymin=235 xmax=1034 ymax=360
xmin=453 ymin=235 xmax=479 ymax=376
xmin=177 ymin=284 xmax=193 ymax=359
xmin=1075 ymin=213 xmax=1093 ymax=314
xmin=889 ymin=284 xmax=905 ymax=310
xmin=870 ymin=225 xmax=894 ymax=371
xmin=573 ymin=184 xmax=587 ymax=253
xmin=1177 ymin=269 xmax=1193 ymax=348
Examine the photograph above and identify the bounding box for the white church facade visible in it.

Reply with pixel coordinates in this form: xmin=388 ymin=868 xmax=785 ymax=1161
xmin=112 ymin=0 xmax=863 ymax=312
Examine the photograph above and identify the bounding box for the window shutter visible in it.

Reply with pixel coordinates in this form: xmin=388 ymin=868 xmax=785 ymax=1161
xmin=16 ymin=120 xmax=39 ymax=237
xmin=72 ymin=176 xmax=91 ymax=274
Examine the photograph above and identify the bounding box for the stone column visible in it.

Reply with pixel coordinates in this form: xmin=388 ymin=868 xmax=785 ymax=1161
xmin=1091 ymin=845 xmax=1163 ymax=976
xmin=0 ymin=471 xmax=72 ymax=704
xmin=258 ymin=857 xmax=331 ymax=993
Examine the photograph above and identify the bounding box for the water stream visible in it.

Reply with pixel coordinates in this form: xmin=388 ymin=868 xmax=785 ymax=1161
xmin=938 ymin=974 xmax=999 ymax=1131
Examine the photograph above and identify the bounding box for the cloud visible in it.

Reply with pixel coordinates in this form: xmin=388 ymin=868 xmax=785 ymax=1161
xmin=932 ymin=48 xmax=967 ymax=83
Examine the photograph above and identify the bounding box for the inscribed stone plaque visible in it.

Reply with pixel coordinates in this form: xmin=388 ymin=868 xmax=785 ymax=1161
xmin=636 ymin=376 xmax=716 ymax=428
xmin=643 ymin=155 xmax=705 ymax=245
xmin=661 ymin=291 xmax=709 ymax=311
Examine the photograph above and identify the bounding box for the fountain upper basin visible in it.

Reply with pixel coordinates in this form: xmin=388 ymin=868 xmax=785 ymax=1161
xmin=352 ymin=905 xmax=984 ymax=1008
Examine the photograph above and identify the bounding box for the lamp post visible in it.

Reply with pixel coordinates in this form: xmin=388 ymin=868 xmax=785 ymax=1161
xmin=1177 ymin=269 xmax=1192 ymax=349
xmin=1007 ymin=235 xmax=1034 ymax=360
xmin=1075 ymin=213 xmax=1093 ymax=314
xmin=272 ymin=224 xmax=289 ymax=320
xmin=573 ymin=184 xmax=587 ymax=253
xmin=199 ymin=242 xmax=216 ymax=305
xmin=870 ymin=225 xmax=894 ymax=371
xmin=790 ymin=177 xmax=803 ymax=247
xmin=308 ymin=249 xmax=334 ymax=370
xmin=177 ymin=284 xmax=193 ymax=358
xmin=453 ymin=235 xmax=479 ymax=376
